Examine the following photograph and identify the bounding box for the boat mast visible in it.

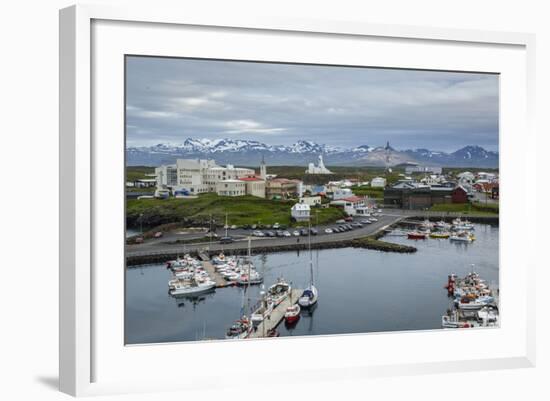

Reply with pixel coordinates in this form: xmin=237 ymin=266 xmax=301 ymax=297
xmin=308 ymin=220 xmax=313 ymax=286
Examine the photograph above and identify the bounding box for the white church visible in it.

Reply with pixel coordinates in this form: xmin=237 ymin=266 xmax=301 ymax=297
xmin=306 ymin=154 xmax=333 ymax=174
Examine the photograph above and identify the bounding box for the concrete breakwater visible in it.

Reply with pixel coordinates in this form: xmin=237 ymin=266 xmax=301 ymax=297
xmin=126 ymin=236 xmax=416 ymax=267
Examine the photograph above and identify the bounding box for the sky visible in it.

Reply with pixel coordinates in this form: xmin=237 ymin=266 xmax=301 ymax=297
xmin=126 ymin=56 xmax=499 ymax=152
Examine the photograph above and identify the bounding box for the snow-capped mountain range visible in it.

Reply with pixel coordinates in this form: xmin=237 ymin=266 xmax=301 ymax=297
xmin=126 ymin=138 xmax=498 ymax=168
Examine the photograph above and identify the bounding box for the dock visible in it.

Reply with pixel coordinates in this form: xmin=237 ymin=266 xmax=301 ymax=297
xmin=199 ymin=252 xmax=234 ymax=288
xmin=248 ymin=288 xmax=303 ymax=339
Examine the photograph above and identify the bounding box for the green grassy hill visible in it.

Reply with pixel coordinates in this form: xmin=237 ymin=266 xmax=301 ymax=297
xmin=127 ymin=193 xmax=346 ymax=229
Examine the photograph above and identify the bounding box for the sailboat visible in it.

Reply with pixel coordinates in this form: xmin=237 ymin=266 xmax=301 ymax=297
xmin=298 ymin=221 xmax=319 ymax=308
xmin=225 ymin=237 xmax=254 ymax=340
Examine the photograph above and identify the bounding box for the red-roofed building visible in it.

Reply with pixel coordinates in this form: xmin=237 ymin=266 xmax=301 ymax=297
xmin=330 ymin=195 xmax=370 ymax=216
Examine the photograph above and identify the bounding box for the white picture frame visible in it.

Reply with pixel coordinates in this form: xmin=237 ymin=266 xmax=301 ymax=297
xmin=59 ymin=4 xmax=536 ymax=397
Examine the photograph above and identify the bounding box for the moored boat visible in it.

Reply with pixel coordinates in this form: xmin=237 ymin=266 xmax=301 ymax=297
xmin=408 ymin=231 xmax=427 ymax=239
xmin=284 ymin=304 xmax=301 ymax=324
xmin=430 ymin=232 xmax=450 ymax=239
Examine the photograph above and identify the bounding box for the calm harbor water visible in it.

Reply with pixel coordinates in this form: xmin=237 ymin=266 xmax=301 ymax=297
xmin=125 ymin=223 xmax=499 ymax=344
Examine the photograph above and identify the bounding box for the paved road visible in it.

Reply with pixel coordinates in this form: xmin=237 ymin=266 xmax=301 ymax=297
xmin=126 ymin=214 xmax=404 ymax=257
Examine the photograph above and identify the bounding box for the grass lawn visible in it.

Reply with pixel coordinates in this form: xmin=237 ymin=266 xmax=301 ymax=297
xmin=352 ymin=186 xmax=384 ymax=198
xmin=126 ymin=193 xmax=346 ymax=228
xmin=126 ymin=166 xmax=155 ymax=182
xmin=430 ymin=202 xmax=499 ymax=215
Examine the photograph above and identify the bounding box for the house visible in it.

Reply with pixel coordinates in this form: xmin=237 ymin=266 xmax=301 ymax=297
xmin=370 ymin=177 xmax=387 ymax=188
xmin=238 ymin=177 xmax=266 ymax=198
xmin=457 ymin=171 xmax=475 ymax=185
xmin=215 ymin=180 xmax=246 ymax=197
xmin=451 ymin=186 xmax=469 ymax=203
xmin=330 ymin=196 xmax=370 ymax=216
xmin=299 ymin=196 xmax=322 ymax=207
xmin=291 ymin=203 xmax=310 ymax=222
xmin=265 ymin=178 xmax=302 ymax=199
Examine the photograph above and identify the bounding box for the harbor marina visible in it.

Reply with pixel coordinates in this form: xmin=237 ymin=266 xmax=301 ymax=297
xmin=125 ymin=223 xmax=498 ymax=344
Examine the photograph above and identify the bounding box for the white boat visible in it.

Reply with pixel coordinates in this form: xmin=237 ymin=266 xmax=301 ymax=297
xmin=267 ymin=278 xmax=291 ymax=306
xmin=450 ymin=232 xmax=475 ymax=242
xmin=170 ymin=279 xmax=216 ymax=296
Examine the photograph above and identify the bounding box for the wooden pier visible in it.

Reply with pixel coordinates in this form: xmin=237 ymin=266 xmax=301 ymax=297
xmin=199 ymin=252 xmax=234 ymax=288
xmin=248 ymin=289 xmax=303 ymax=339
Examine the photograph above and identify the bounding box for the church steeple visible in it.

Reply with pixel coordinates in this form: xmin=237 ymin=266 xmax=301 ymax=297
xmin=260 ymin=155 xmax=267 ymax=180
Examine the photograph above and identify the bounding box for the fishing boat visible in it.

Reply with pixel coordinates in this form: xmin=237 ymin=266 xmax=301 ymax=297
xmin=237 ymin=270 xmax=263 ymax=285
xmin=450 ymin=232 xmax=475 ymax=242
xmin=299 ymin=222 xmax=319 ymax=309
xmin=430 ymin=232 xmax=450 ymax=239
xmin=456 ymin=295 xmax=494 ymax=310
xmin=408 ymin=231 xmax=427 ymax=239
xmin=267 ymin=278 xmax=291 ymax=306
xmin=385 ymin=229 xmax=408 ymax=237
xmin=434 ymin=220 xmax=451 ymax=230
xmin=225 ymin=317 xmax=253 ymax=339
xmin=284 ymin=304 xmax=301 ymax=324
xmin=170 ymin=278 xmax=216 ymax=296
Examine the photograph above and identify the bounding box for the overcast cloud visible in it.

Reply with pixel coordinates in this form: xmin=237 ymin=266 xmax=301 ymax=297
xmin=126 ymin=56 xmax=499 ymax=152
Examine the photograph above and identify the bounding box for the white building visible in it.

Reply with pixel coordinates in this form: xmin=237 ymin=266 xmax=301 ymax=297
xmin=457 ymin=171 xmax=475 ymax=185
xmin=330 ymin=196 xmax=370 ymax=216
xmin=306 ymin=154 xmax=333 ymax=174
xmin=370 ymin=177 xmax=387 ymax=188
xmin=238 ymin=177 xmax=266 ymax=198
xmin=155 ymin=158 xmax=255 ymax=194
xmin=216 ymin=179 xmax=247 ymax=197
xmin=299 ymin=196 xmax=322 ymax=207
xmin=291 ymin=203 xmax=310 ymax=222
xmin=405 ymin=165 xmax=443 ymax=175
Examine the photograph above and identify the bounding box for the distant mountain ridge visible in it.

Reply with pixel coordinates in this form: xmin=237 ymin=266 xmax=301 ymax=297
xmin=126 ymin=138 xmax=498 ymax=168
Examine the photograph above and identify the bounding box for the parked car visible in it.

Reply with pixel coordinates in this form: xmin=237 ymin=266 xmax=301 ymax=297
xmin=352 ymin=223 xmax=362 ymax=228
xmin=266 ymin=231 xmax=275 ymax=237
xmin=293 ymin=230 xmax=300 ymax=236
xmin=300 ymin=229 xmax=309 ymax=236
xmin=310 ymin=228 xmax=318 ymax=235
xmin=253 ymin=230 xmax=264 ymax=237
xmin=220 ymin=236 xmax=234 ymax=244
xmin=336 ymin=219 xmax=346 ymax=224
xmin=283 ymin=231 xmax=292 ymax=237
xmin=230 ymin=225 xmax=237 ymax=230
xmin=325 ymin=228 xmax=333 ymax=234
xmin=251 ymin=224 xmax=257 ymax=230
xmin=370 ymin=217 xmax=378 ymax=222
xmin=135 ymin=237 xmax=144 ymax=244
xmin=361 ymin=219 xmax=372 ymax=224
xmin=339 ymin=225 xmax=348 ymax=231
xmin=377 ymin=209 xmax=382 ymax=213
xmin=272 ymin=223 xmax=280 ymax=229
xmin=276 ymin=230 xmax=284 ymax=237
xmin=153 ymin=231 xmax=163 ymax=238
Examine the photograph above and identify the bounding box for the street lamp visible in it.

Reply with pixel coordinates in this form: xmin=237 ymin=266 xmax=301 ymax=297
xmin=139 ymin=213 xmax=144 ymax=235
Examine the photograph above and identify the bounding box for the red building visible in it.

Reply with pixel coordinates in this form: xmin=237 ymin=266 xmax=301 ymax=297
xmin=451 ymin=186 xmax=469 ymax=203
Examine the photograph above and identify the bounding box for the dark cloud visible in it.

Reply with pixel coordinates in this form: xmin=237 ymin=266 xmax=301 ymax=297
xmin=126 ymin=56 xmax=499 ymax=151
